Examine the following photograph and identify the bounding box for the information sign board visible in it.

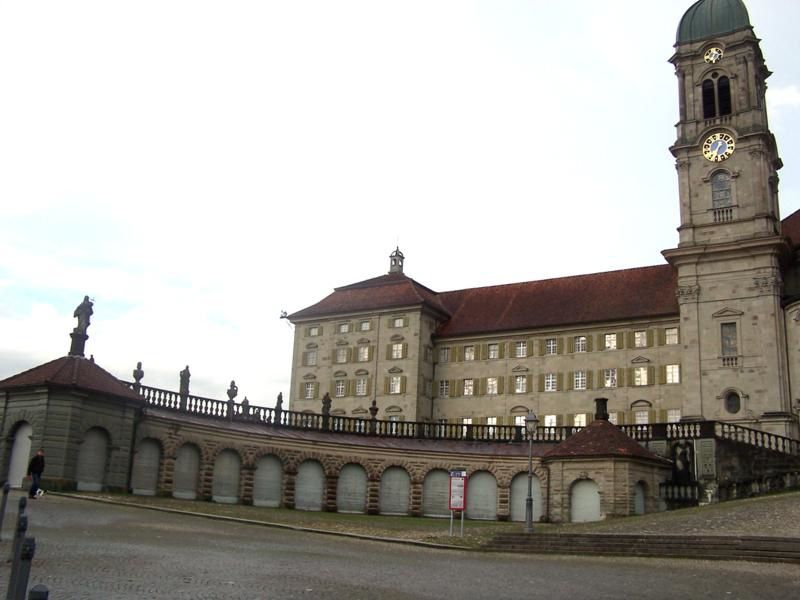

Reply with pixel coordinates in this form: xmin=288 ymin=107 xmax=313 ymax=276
xmin=448 ymin=470 xmax=468 ymax=511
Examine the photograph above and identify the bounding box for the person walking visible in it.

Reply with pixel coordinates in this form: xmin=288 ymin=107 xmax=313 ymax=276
xmin=27 ymin=449 xmax=45 ymax=499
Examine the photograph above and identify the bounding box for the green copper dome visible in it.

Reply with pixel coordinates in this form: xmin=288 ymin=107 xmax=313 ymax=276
xmin=677 ymin=0 xmax=751 ymax=43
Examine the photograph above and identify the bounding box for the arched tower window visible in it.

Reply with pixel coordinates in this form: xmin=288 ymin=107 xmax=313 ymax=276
xmin=702 ymin=79 xmax=716 ymax=118
xmin=711 ymin=171 xmax=732 ymax=208
xmin=717 ymin=76 xmax=731 ymax=115
xmin=702 ymin=74 xmax=732 ymax=119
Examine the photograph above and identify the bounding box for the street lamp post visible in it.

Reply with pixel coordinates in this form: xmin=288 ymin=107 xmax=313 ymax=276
xmin=524 ymin=410 xmax=539 ymax=534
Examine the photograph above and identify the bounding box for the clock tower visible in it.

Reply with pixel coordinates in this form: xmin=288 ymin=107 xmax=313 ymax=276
xmin=663 ymin=0 xmax=793 ymax=434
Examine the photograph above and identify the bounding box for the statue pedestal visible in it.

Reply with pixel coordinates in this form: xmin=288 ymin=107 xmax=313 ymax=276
xmin=69 ymin=332 xmax=88 ymax=357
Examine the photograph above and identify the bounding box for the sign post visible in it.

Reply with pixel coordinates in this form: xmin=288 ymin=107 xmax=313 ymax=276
xmin=448 ymin=469 xmax=467 ymax=537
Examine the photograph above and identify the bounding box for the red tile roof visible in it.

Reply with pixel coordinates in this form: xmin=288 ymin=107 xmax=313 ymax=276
xmin=0 ymin=356 xmax=143 ymax=402
xmin=437 ymin=265 xmax=677 ymax=336
xmin=288 ymin=272 xmax=451 ymax=321
xmin=543 ymin=418 xmax=670 ymax=464
xmin=289 ymin=264 xmax=678 ymax=336
xmin=782 ymin=209 xmax=800 ymax=248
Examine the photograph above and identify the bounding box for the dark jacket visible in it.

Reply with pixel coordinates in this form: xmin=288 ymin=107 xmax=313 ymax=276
xmin=27 ymin=455 xmax=45 ymax=476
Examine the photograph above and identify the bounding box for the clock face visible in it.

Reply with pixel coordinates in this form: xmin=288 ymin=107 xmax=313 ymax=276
xmin=702 ymin=132 xmax=735 ymax=162
xmin=704 ymin=47 xmax=723 ymax=64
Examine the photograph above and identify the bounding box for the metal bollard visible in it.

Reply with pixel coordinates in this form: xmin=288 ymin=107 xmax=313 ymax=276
xmin=0 ymin=482 xmax=11 ymax=539
xmin=28 ymin=586 xmax=48 ymax=600
xmin=9 ymin=537 xmax=36 ymax=600
xmin=7 ymin=513 xmax=28 ymax=600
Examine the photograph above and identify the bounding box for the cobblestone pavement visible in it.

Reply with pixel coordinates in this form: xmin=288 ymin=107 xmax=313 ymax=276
xmin=566 ymin=491 xmax=800 ymax=537
xmin=1 ymin=493 xmax=799 ymax=599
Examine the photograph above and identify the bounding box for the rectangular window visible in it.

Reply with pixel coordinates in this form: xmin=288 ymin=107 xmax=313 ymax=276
xmin=463 ymin=378 xmax=474 ymax=396
xmin=635 ymin=410 xmax=649 ymax=424
xmin=515 ymin=341 xmax=527 ymax=358
xmin=574 ymin=370 xmax=587 ymax=390
xmin=439 ymin=347 xmax=451 ymax=363
xmin=666 ymin=364 xmax=680 ymax=384
xmin=604 ymin=333 xmax=617 ymax=350
xmin=338 ymin=323 xmax=350 ymax=334
xmin=667 ymin=409 xmax=681 ymax=423
xmin=359 ymin=320 xmax=371 ymax=332
xmin=634 ymin=366 xmax=648 ymax=386
xmin=514 ymin=415 xmax=526 ymax=427
xmin=665 ymin=327 xmax=679 ymax=345
xmin=392 ymin=317 xmax=405 ymax=328
xmin=357 ymin=346 xmax=369 ymax=362
xmin=574 ymin=413 xmax=587 ymax=427
xmin=461 ymin=417 xmax=472 ymax=436
xmin=391 ymin=343 xmax=404 ymax=359
xmin=604 ymin=368 xmax=617 ymax=388
xmin=487 ymin=377 xmax=498 ymax=394
xmin=334 ymin=380 xmax=346 ymax=397
xmin=308 ymin=326 xmax=320 ymax=337
xmin=304 ymin=382 xmax=315 ymax=399
xmin=544 ymin=373 xmax=557 ymax=392
xmin=514 ymin=375 xmax=527 ymax=394
xmin=543 ymin=415 xmax=556 ymax=427
xmin=305 ymin=350 xmax=318 ymax=366
xmin=634 ymin=330 xmax=647 ymax=348
xmin=439 ymin=380 xmax=450 ymax=398
xmin=488 ymin=343 xmax=499 ymax=359
xmin=389 ymin=376 xmax=402 ymax=394
xmin=574 ymin=336 xmax=587 ymax=353
xmin=355 ymin=378 xmax=367 ymax=396
xmin=545 ymin=338 xmax=557 ymax=355
xmin=464 ymin=345 xmax=475 ymax=361
xmin=335 ymin=348 xmax=348 ymax=364
xmin=486 ymin=416 xmax=497 ymax=437
xmin=721 ymin=322 xmax=738 ymax=356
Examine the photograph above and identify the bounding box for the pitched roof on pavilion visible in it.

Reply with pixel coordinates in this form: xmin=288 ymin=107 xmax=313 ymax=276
xmin=543 ymin=418 xmax=671 ymax=464
xmin=0 ymin=355 xmax=142 ymax=402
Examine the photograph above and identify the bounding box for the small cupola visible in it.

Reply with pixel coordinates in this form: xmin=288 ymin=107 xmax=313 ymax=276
xmin=389 ymin=247 xmax=405 ymax=274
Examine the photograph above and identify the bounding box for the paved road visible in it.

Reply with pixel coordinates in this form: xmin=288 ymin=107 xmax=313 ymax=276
xmin=1 ymin=493 xmax=798 ymax=599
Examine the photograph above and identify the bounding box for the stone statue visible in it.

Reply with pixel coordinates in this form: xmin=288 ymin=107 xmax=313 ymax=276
xmin=132 ymin=361 xmax=144 ymax=392
xmin=240 ymin=396 xmax=250 ymax=418
xmin=227 ymin=380 xmax=238 ymax=401
xmin=179 ymin=366 xmax=191 ymax=396
xmin=321 ymin=392 xmax=332 ymax=415
xmin=275 ymin=392 xmax=283 ymax=412
xmin=73 ymin=296 xmax=93 ymax=335
xmin=369 ymin=399 xmax=378 ymax=420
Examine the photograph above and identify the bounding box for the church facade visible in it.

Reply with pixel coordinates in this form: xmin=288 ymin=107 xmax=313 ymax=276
xmin=288 ymin=0 xmax=800 ymax=441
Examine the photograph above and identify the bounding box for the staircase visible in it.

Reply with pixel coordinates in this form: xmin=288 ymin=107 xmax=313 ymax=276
xmin=483 ymin=533 xmax=800 ymax=564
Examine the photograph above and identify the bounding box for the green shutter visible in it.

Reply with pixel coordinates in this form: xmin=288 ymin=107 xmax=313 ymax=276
xmin=657 ymin=328 xmax=666 ymax=346
xmin=659 ymin=365 xmax=667 ymax=385
xmin=647 ymin=329 xmax=654 ymax=347
xmin=658 ymin=409 xmax=668 ymax=423
xmin=597 ymin=369 xmax=605 ymax=388
xmin=527 ymin=340 xmax=533 ymax=357
xmin=556 ymin=414 xmax=564 ymax=426
xmin=367 ymin=378 xmax=372 ymax=396
xmin=567 ymin=336 xmax=574 ymax=353
xmin=627 ymin=331 xmax=635 ymax=349
xmin=566 ymin=413 xmax=574 ymax=426
xmin=301 ymin=352 xmax=308 ymax=366
xmin=480 ymin=377 xmax=487 ymax=395
xmin=586 ymin=370 xmax=594 ymax=389
xmin=499 ymin=343 xmax=506 ymax=359
xmin=597 ymin=334 xmax=604 ymax=350
xmin=648 ymin=366 xmax=656 ymax=386
xmin=480 ymin=344 xmax=488 ymax=360
xmin=617 ymin=368 xmax=625 ymax=387
xmin=538 ymin=339 xmax=545 ymax=356
xmin=526 ymin=374 xmax=533 ymax=393
xmin=313 ymin=382 xmax=319 ymax=399
xmin=616 ymin=332 xmax=625 ymax=349
xmin=628 ymin=367 xmax=635 ymax=386
xmin=400 ymin=376 xmax=407 ymax=394
xmin=538 ymin=374 xmax=545 ymax=392
xmin=566 ymin=371 xmax=574 ymax=390
xmin=557 ymin=372 xmax=563 ymax=391
xmin=386 ymin=344 xmax=392 ymax=360
xmin=586 ymin=335 xmax=593 ymax=352
xmin=557 ymin=338 xmax=564 ymax=355
xmin=383 ymin=377 xmax=390 ymax=394
xmin=497 ymin=377 xmax=505 ymax=394
xmin=402 ymin=343 xmax=408 ymax=359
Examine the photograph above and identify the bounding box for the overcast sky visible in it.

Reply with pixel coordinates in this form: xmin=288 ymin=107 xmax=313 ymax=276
xmin=1 ymin=1 xmax=799 ymax=407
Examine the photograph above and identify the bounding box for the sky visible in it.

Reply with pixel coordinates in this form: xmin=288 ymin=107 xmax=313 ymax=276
xmin=1 ymin=1 xmax=799 ymax=407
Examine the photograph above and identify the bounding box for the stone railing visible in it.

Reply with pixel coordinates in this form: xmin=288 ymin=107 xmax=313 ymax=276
xmin=716 ymin=422 xmax=800 ymax=456
xmin=129 ymin=383 xmax=798 ymax=453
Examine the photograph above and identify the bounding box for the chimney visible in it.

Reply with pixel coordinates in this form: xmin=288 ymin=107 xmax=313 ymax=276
xmin=594 ymin=397 xmax=609 ymax=422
